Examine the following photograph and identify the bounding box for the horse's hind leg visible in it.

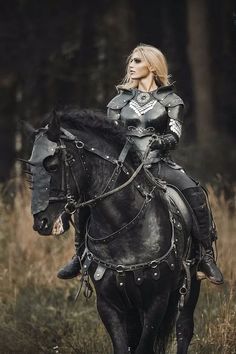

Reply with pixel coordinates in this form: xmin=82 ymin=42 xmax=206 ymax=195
xmin=176 ymin=275 xmax=201 ymax=354
xmin=97 ymin=296 xmax=129 ymax=354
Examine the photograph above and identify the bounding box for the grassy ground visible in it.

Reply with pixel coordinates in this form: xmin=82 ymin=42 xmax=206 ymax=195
xmin=0 ymin=180 xmax=236 ymax=354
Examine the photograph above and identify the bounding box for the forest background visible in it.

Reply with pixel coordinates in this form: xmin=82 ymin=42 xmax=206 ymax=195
xmin=0 ymin=1 xmax=236 ymax=353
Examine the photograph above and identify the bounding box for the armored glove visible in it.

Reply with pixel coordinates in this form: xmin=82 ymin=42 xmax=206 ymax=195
xmin=150 ymin=134 xmax=178 ymax=151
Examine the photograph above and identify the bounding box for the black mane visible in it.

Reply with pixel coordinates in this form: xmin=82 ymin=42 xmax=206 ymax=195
xmin=44 ymin=108 xmax=127 ymax=148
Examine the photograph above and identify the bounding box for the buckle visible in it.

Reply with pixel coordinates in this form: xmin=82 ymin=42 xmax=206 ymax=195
xmin=145 ymin=192 xmax=154 ymax=202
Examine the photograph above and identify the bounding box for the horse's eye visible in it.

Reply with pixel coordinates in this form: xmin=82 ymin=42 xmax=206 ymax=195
xmin=43 ymin=156 xmax=59 ymax=172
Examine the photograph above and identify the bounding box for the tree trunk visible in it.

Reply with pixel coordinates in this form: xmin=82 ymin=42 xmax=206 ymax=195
xmin=0 ymin=76 xmax=16 ymax=183
xmin=187 ymin=0 xmax=214 ymax=146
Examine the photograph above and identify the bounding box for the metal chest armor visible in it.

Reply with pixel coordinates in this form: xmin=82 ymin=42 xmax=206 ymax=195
xmin=107 ymin=84 xmax=184 ymax=156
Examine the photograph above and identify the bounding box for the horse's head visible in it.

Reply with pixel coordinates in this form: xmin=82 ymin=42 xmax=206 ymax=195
xmin=28 ymin=111 xmax=84 ymax=236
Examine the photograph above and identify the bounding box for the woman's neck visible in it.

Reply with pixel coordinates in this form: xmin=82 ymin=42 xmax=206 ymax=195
xmin=137 ymin=76 xmax=158 ymax=92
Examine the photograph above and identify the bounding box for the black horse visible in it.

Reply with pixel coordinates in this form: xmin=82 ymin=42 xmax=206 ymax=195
xmin=26 ymin=109 xmax=201 ymax=354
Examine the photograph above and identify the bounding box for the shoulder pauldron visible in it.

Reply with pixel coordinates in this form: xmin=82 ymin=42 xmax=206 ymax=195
xmin=107 ymin=91 xmax=135 ymax=110
xmin=159 ymin=93 xmax=185 ymax=121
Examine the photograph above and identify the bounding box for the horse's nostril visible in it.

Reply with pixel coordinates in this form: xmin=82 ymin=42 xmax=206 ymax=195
xmin=40 ymin=218 xmax=48 ymax=229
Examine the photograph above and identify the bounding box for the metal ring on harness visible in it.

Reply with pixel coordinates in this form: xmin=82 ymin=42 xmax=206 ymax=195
xmin=64 ymin=202 xmax=77 ymax=214
xmin=150 ymin=260 xmax=159 ymax=268
xmin=116 ymin=160 xmax=123 ymax=167
xmin=179 ymin=286 xmax=187 ymax=295
xmin=87 ymin=252 xmax=93 ymax=261
xmin=76 ymin=141 xmax=85 ymax=149
xmin=116 ymin=265 xmax=125 ymax=273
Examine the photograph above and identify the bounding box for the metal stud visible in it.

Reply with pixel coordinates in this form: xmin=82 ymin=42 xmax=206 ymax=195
xmin=120 ymin=282 xmax=124 ymax=286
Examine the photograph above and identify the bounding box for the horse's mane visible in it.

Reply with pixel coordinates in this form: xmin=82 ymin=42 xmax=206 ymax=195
xmin=43 ymin=108 xmax=127 ymax=149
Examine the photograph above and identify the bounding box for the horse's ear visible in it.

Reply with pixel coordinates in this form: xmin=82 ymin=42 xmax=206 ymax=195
xmin=19 ymin=120 xmax=37 ymax=141
xmin=47 ymin=110 xmax=61 ymax=141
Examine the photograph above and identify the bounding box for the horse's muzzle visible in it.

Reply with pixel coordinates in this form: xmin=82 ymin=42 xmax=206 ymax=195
xmin=33 ymin=214 xmax=53 ymax=235
xmin=33 ymin=211 xmax=70 ymax=236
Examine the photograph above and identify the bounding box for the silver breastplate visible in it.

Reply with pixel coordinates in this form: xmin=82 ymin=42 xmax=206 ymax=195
xmin=120 ymin=90 xmax=168 ymax=155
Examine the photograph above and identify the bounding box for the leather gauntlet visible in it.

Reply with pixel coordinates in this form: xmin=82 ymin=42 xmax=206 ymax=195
xmin=150 ymin=134 xmax=178 ymax=151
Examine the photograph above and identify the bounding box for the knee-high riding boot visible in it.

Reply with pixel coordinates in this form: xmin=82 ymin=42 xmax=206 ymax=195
xmin=182 ymin=187 xmax=224 ymax=285
xmin=57 ymin=208 xmax=89 ymax=280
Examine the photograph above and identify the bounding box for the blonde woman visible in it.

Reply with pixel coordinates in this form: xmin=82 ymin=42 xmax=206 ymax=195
xmin=58 ymin=44 xmax=223 ymax=285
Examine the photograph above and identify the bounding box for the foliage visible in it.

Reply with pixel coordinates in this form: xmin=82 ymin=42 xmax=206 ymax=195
xmin=0 ymin=180 xmax=236 ymax=353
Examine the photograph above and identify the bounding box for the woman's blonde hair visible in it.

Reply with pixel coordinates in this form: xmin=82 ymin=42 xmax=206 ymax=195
xmin=117 ymin=44 xmax=171 ymax=90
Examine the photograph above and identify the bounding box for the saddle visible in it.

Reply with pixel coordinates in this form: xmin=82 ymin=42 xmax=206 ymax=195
xmin=166 ymin=184 xmax=199 ymax=240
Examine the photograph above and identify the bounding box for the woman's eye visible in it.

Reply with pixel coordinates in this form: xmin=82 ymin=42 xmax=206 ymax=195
xmin=130 ymin=58 xmax=141 ymax=65
xmin=43 ymin=156 xmax=59 ymax=172
xmin=130 ymin=58 xmax=142 ymax=64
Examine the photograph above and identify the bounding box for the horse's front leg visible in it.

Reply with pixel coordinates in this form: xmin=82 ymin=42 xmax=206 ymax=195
xmin=96 ymin=295 xmax=130 ymax=354
xmin=176 ymin=275 xmax=201 ymax=354
xmin=135 ymin=292 xmax=170 ymax=354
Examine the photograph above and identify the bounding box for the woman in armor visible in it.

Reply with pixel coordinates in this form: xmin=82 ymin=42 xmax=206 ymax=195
xmin=58 ymin=44 xmax=223 ymax=285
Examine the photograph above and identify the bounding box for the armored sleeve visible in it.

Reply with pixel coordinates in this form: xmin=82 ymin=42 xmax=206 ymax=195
xmin=158 ymin=93 xmax=184 ymax=150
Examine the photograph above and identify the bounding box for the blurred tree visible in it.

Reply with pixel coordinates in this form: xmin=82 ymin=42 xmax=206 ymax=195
xmin=187 ymin=0 xmax=215 ymax=146
xmin=0 ymin=0 xmax=235 ymax=183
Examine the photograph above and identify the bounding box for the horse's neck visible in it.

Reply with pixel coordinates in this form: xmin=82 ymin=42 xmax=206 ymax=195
xmin=88 ymin=166 xmax=171 ymax=241
xmin=85 ymin=151 xmax=116 ymax=198
xmin=81 ymin=138 xmax=171 ymax=240
xmin=88 ymin=186 xmax=172 ymax=263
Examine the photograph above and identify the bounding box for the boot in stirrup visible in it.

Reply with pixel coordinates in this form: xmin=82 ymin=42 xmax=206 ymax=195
xmin=198 ymin=238 xmax=224 ymax=285
xmin=57 ymin=208 xmax=89 ymax=280
xmin=57 ymin=253 xmax=82 ymax=279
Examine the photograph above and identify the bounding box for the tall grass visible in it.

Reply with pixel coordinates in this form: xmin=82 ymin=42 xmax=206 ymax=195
xmin=0 ymin=180 xmax=236 ymax=353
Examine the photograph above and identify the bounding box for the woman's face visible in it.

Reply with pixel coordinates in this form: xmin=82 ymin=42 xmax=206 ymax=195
xmin=128 ymin=51 xmax=151 ymax=80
